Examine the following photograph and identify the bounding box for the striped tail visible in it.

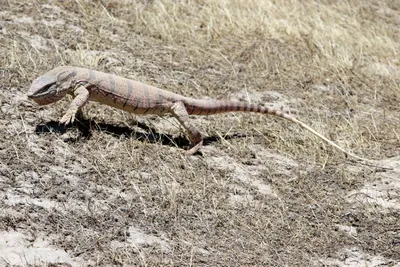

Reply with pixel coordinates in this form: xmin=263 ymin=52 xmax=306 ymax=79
xmin=184 ymin=99 xmax=288 ymax=117
xmin=184 ymin=98 xmax=368 ymax=161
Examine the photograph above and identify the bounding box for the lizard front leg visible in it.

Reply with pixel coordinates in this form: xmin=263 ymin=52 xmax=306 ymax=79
xmin=170 ymin=101 xmax=203 ymax=155
xmin=59 ymin=85 xmax=89 ymax=125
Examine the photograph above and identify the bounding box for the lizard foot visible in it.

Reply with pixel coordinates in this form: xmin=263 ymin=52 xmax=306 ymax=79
xmin=185 ymin=140 xmax=203 ymax=155
xmin=59 ymin=109 xmax=78 ymax=125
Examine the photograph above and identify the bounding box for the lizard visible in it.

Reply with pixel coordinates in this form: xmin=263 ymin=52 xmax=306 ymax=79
xmin=27 ymin=65 xmax=367 ymax=160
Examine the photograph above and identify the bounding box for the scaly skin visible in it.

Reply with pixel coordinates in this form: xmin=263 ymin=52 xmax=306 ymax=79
xmin=27 ymin=66 xmax=367 ymax=159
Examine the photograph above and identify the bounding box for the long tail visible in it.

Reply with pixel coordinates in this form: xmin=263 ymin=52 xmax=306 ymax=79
xmin=184 ymin=99 xmax=368 ymax=161
xmin=283 ymin=114 xmax=368 ymax=161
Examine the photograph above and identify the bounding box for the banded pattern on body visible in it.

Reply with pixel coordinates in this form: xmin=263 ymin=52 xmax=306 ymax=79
xmin=26 ymin=65 xmax=369 ymax=161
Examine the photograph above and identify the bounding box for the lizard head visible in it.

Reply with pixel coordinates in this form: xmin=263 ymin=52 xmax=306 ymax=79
xmin=27 ymin=66 xmax=77 ymax=105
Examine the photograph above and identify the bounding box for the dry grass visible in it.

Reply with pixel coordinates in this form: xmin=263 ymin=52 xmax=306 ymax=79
xmin=1 ymin=0 xmax=400 ymax=266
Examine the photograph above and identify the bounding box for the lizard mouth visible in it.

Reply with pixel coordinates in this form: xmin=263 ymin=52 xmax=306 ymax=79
xmin=27 ymin=74 xmax=58 ymax=99
xmin=28 ymin=95 xmax=60 ymax=106
xmin=27 ymin=83 xmax=57 ymax=98
xmin=27 ymin=92 xmax=37 ymax=99
xmin=27 ymin=85 xmax=60 ymax=105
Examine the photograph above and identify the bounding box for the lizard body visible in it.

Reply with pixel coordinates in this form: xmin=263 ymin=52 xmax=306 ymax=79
xmin=27 ymin=66 xmax=366 ymax=159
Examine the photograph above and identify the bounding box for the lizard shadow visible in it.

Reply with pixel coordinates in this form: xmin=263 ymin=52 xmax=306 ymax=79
xmin=35 ymin=118 xmax=247 ymax=152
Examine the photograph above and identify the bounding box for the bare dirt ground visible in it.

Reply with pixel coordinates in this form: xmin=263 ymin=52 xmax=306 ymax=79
xmin=1 ymin=0 xmax=400 ymax=266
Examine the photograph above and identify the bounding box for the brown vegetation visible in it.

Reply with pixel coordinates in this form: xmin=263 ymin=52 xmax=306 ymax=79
xmin=0 ymin=0 xmax=399 ymax=266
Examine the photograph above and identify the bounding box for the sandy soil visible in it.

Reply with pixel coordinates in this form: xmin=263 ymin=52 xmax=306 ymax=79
xmin=0 ymin=0 xmax=399 ymax=266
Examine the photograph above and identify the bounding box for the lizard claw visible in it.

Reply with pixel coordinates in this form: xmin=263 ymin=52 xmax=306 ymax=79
xmin=59 ymin=110 xmax=76 ymax=125
xmin=185 ymin=140 xmax=203 ymax=155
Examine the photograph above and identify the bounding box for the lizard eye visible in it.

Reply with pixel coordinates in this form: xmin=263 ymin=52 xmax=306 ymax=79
xmin=29 ymin=82 xmax=57 ymax=98
xmin=40 ymin=82 xmax=56 ymax=93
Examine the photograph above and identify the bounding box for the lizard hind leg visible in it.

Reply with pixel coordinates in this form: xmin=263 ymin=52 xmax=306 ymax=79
xmin=170 ymin=101 xmax=203 ymax=155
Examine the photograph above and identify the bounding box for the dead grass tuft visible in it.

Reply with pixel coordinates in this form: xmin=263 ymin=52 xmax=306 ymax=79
xmin=0 ymin=0 xmax=399 ymax=265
